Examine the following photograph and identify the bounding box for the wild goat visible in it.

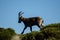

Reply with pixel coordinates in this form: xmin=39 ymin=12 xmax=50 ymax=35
xmin=18 ymin=11 xmax=44 ymax=34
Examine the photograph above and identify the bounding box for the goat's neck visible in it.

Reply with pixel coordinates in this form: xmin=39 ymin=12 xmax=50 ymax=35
xmin=21 ymin=17 xmax=26 ymax=21
xmin=21 ymin=17 xmax=27 ymax=22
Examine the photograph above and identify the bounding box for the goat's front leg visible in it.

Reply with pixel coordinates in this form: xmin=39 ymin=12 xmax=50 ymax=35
xmin=30 ymin=27 xmax=32 ymax=32
xmin=21 ymin=26 xmax=27 ymax=34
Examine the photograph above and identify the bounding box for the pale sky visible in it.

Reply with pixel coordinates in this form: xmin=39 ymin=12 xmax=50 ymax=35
xmin=0 ymin=0 xmax=60 ymax=34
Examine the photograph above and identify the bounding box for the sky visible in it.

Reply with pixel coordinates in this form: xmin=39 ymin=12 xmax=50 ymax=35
xmin=0 ymin=0 xmax=60 ymax=34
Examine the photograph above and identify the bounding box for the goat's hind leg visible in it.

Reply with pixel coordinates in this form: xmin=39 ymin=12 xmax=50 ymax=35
xmin=37 ymin=22 xmax=43 ymax=30
xmin=39 ymin=20 xmax=43 ymax=28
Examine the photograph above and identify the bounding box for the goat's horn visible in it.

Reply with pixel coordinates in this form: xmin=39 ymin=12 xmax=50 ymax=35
xmin=18 ymin=11 xmax=24 ymax=16
xmin=18 ymin=11 xmax=22 ymax=16
xmin=20 ymin=12 xmax=24 ymax=15
xmin=21 ymin=12 xmax=24 ymax=14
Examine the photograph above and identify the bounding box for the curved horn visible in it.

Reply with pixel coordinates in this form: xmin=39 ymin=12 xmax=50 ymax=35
xmin=18 ymin=11 xmax=24 ymax=17
xmin=19 ymin=11 xmax=22 ymax=16
xmin=19 ymin=11 xmax=24 ymax=15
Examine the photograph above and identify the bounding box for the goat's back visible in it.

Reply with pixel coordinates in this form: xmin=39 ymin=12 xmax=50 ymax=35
xmin=24 ymin=17 xmax=42 ymax=23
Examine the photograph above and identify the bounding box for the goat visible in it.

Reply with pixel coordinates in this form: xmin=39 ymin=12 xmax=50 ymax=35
xmin=18 ymin=11 xmax=44 ymax=34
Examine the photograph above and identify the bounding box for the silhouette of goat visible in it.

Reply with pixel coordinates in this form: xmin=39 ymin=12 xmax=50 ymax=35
xmin=18 ymin=11 xmax=44 ymax=34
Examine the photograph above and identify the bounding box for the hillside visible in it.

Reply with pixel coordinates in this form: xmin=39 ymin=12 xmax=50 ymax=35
xmin=20 ymin=23 xmax=60 ymax=40
xmin=0 ymin=28 xmax=16 ymax=40
xmin=0 ymin=23 xmax=60 ymax=40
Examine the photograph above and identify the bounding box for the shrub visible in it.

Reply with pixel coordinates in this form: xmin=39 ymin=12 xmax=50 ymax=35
xmin=21 ymin=23 xmax=60 ymax=40
xmin=0 ymin=28 xmax=16 ymax=40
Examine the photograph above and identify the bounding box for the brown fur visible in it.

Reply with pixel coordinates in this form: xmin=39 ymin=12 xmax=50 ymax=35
xmin=18 ymin=12 xmax=43 ymax=34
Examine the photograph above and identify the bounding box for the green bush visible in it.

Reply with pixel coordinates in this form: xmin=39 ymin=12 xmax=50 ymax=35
xmin=21 ymin=23 xmax=60 ymax=40
xmin=0 ymin=28 xmax=16 ymax=40
xmin=0 ymin=23 xmax=60 ymax=40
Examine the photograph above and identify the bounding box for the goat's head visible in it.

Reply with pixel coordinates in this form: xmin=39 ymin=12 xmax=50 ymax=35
xmin=18 ymin=11 xmax=24 ymax=23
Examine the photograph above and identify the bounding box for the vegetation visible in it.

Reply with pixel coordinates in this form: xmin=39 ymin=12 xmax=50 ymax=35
xmin=0 ymin=23 xmax=60 ymax=40
xmin=0 ymin=28 xmax=16 ymax=40
xmin=20 ymin=23 xmax=60 ymax=40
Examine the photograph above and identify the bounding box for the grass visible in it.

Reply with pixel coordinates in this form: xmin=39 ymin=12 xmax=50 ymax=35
xmin=20 ymin=23 xmax=60 ymax=40
xmin=0 ymin=28 xmax=16 ymax=40
xmin=0 ymin=23 xmax=60 ymax=40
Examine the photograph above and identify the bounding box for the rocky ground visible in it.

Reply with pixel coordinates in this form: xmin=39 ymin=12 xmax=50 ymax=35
xmin=11 ymin=35 xmax=20 ymax=40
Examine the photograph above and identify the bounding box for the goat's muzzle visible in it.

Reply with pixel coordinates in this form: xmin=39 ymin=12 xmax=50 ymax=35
xmin=18 ymin=20 xmax=21 ymax=23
